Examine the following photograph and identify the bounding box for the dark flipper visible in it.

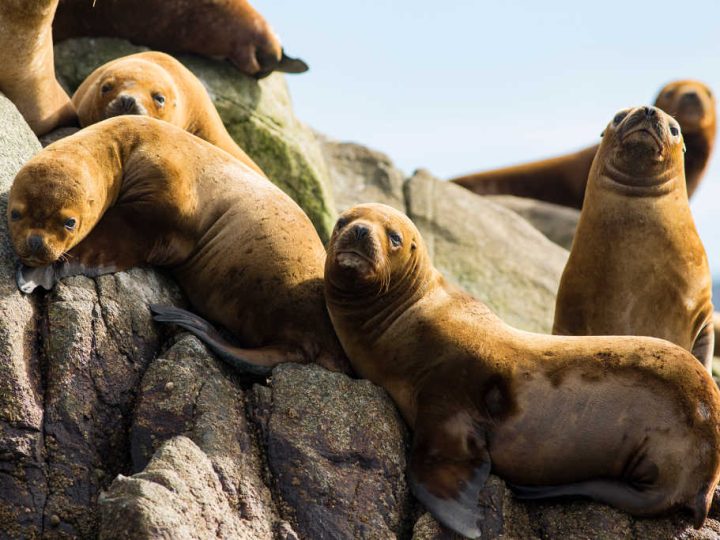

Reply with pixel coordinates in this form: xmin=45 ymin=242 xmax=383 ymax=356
xmin=691 ymin=321 xmax=714 ymax=373
xmin=150 ymin=304 xmax=301 ymax=376
xmin=16 ymin=260 xmax=118 ymax=294
xmin=277 ymin=49 xmax=309 ymax=74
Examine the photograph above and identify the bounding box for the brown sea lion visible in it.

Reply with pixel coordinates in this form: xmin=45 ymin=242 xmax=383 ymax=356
xmin=72 ymin=51 xmax=264 ymax=175
xmin=53 ymin=0 xmax=309 ymax=78
xmin=553 ymin=106 xmax=714 ymax=371
xmin=0 ymin=0 xmax=76 ymax=135
xmin=451 ymin=80 xmax=716 ymax=208
xmin=324 ymin=203 xmax=720 ymax=538
xmin=8 ymin=115 xmax=348 ymax=376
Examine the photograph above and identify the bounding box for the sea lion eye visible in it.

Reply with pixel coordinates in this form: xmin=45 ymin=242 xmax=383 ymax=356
xmin=10 ymin=209 xmax=21 ymax=221
xmin=64 ymin=218 xmax=77 ymax=231
xmin=670 ymin=126 xmax=680 ymax=137
xmin=101 ymin=83 xmax=113 ymax=94
xmin=388 ymin=231 xmax=402 ymax=247
xmin=612 ymin=111 xmax=628 ymax=125
xmin=335 ymin=216 xmax=349 ymax=231
xmin=153 ymin=93 xmax=166 ymax=106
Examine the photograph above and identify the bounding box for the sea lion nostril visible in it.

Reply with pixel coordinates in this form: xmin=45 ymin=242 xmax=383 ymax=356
xmin=644 ymin=107 xmax=656 ymax=118
xmin=679 ymin=92 xmax=702 ymax=108
xmin=353 ymin=224 xmax=370 ymax=240
xmin=117 ymin=95 xmax=137 ymax=111
xmin=27 ymin=235 xmax=43 ymax=253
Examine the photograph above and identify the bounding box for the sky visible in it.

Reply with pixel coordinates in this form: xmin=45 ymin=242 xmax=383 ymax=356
xmin=257 ymin=0 xmax=720 ymax=276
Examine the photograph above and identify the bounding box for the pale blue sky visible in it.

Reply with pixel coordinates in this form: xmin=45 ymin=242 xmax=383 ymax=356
xmin=257 ymin=0 xmax=720 ymax=276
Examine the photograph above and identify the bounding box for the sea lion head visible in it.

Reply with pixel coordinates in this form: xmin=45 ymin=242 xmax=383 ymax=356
xmin=8 ymin=155 xmax=95 ymax=267
xmin=76 ymin=58 xmax=180 ymax=127
xmin=596 ymin=105 xmax=685 ymax=188
xmin=325 ymin=204 xmax=428 ymax=297
xmin=654 ymin=80 xmax=716 ymax=135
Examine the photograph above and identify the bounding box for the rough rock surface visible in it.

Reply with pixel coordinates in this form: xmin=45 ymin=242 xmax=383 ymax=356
xmin=250 ymin=364 xmax=413 ymax=539
xmin=405 ymin=169 xmax=568 ymax=333
xmin=487 ymin=195 xmax=580 ymax=250
xmin=54 ymin=38 xmax=337 ymax=242
xmin=319 ymin=136 xmax=406 ymax=213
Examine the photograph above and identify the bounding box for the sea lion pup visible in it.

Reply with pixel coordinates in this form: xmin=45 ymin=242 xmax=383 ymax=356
xmin=324 ymin=203 xmax=720 ymax=538
xmin=72 ymin=51 xmax=264 ymax=176
xmin=8 ymin=116 xmax=348 ymax=376
xmin=54 ymin=0 xmax=309 ymax=79
xmin=0 ymin=0 xmax=76 ymax=135
xmin=450 ymin=80 xmax=716 ymax=208
xmin=553 ymin=106 xmax=714 ymax=371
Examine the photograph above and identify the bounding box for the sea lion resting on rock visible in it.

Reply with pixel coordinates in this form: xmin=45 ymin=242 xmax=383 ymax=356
xmin=451 ymin=80 xmax=716 ymax=208
xmin=323 ymin=203 xmax=720 ymax=539
xmin=554 ymin=106 xmax=714 ymax=371
xmin=8 ymin=116 xmax=348 ymax=375
xmin=0 ymin=0 xmax=76 ymax=135
xmin=72 ymin=51 xmax=264 ymax=175
xmin=54 ymin=0 xmax=309 ymax=78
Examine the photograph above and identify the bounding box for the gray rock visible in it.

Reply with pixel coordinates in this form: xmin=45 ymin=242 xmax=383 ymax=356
xmin=0 ymin=93 xmax=44 ymax=538
xmin=98 ymin=436 xmax=255 ymax=540
xmin=405 ymin=169 xmax=568 ymax=333
xmin=319 ymin=136 xmax=406 ymax=213
xmin=54 ymin=38 xmax=337 ymax=242
xmin=250 ymin=364 xmax=412 ymax=539
xmin=131 ymin=335 xmax=278 ymax=539
xmin=487 ymin=195 xmax=580 ymax=250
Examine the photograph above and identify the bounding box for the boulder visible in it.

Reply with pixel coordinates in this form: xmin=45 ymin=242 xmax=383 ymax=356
xmin=405 ymin=169 xmax=568 ymax=333
xmin=319 ymin=136 xmax=406 ymax=213
xmin=250 ymin=364 xmax=413 ymax=539
xmin=487 ymin=195 xmax=580 ymax=250
xmin=54 ymin=38 xmax=336 ymax=242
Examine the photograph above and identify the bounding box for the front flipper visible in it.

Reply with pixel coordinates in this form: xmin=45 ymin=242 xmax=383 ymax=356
xmin=150 ymin=304 xmax=303 ymax=377
xmin=692 ymin=321 xmax=715 ymax=373
xmin=17 ymin=264 xmax=57 ymax=293
xmin=408 ymin=404 xmax=491 ymax=539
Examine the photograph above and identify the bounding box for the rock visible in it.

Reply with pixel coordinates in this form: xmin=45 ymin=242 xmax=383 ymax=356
xmin=250 ymin=364 xmax=413 ymax=539
xmin=98 ymin=436 xmax=254 ymax=539
xmin=38 ymin=126 xmax=80 ymax=147
xmin=54 ymin=37 xmax=337 ymax=242
xmin=0 ymin=93 xmax=45 ymax=538
xmin=40 ymin=269 xmax=184 ymax=536
xmin=487 ymin=195 xmax=580 ymax=250
xmin=131 ymin=335 xmax=278 ymax=538
xmin=319 ymin=136 xmax=406 ymax=213
xmin=405 ymin=169 xmax=568 ymax=333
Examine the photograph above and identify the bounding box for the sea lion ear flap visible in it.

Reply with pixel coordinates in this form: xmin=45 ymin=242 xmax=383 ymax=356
xmin=407 ymin=407 xmax=491 ymax=539
xmin=277 ymin=50 xmax=310 ymax=74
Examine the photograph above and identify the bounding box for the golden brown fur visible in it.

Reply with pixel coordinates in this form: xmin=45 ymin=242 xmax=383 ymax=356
xmin=554 ymin=106 xmax=714 ymax=371
xmin=451 ymin=80 xmax=716 ymax=208
xmin=0 ymin=0 xmax=76 ymax=135
xmin=8 ymin=116 xmax=348 ymax=375
xmin=54 ymin=0 xmax=308 ymax=78
xmin=324 ymin=203 xmax=720 ymax=538
xmin=72 ymin=51 xmax=263 ymax=175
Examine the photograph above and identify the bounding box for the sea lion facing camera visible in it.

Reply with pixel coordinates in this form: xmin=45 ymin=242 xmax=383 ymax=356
xmin=324 ymin=203 xmax=720 ymax=539
xmin=554 ymin=106 xmax=714 ymax=371
xmin=451 ymin=80 xmax=716 ymax=207
xmin=72 ymin=51 xmax=264 ymax=175
xmin=8 ymin=115 xmax=348 ymax=375
xmin=54 ymin=0 xmax=309 ymax=78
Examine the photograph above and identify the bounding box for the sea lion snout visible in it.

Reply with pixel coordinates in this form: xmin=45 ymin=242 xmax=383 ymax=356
xmin=107 ymin=94 xmax=147 ymax=117
xmin=27 ymin=234 xmax=44 ymax=253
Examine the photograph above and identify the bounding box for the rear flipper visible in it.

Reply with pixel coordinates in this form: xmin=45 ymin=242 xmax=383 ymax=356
xmin=692 ymin=321 xmax=715 ymax=373
xmin=17 ymin=260 xmax=118 ymax=294
xmin=150 ymin=304 xmax=303 ymax=377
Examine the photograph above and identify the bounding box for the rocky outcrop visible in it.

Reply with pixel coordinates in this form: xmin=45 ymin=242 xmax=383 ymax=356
xmin=54 ymin=38 xmax=337 ymax=242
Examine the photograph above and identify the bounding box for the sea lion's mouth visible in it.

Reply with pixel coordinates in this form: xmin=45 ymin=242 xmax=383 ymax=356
xmin=621 ymin=127 xmax=664 ymax=154
xmin=335 ymin=249 xmax=376 ymax=270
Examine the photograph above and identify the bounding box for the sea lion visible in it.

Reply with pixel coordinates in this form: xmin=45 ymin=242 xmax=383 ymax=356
xmin=450 ymin=80 xmax=716 ymax=208
xmin=324 ymin=203 xmax=720 ymax=539
xmin=72 ymin=51 xmax=264 ymax=175
xmin=53 ymin=0 xmax=309 ymax=79
xmin=8 ymin=115 xmax=348 ymax=375
xmin=553 ymin=106 xmax=714 ymax=371
xmin=0 ymin=0 xmax=76 ymax=135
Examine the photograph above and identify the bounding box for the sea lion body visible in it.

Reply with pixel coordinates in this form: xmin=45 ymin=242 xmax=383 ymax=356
xmin=324 ymin=203 xmax=720 ymax=538
xmin=0 ymin=0 xmax=76 ymax=135
xmin=451 ymin=80 xmax=716 ymax=207
xmin=54 ymin=0 xmax=308 ymax=78
xmin=554 ymin=106 xmax=714 ymax=370
xmin=8 ymin=116 xmax=347 ymax=374
xmin=72 ymin=51 xmax=263 ymax=175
